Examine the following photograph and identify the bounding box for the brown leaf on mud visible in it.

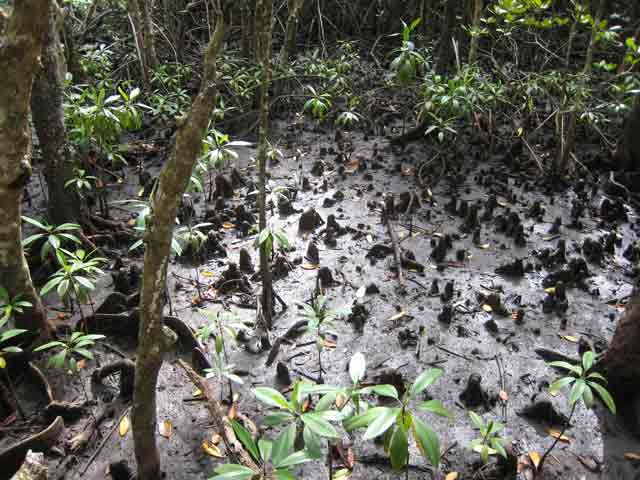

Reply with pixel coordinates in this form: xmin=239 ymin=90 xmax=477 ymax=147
xmin=625 ymin=452 xmax=640 ymax=461
xmin=528 ymin=451 xmax=541 ymax=469
xmin=548 ymin=429 xmax=571 ymax=443
xmin=445 ymin=473 xmax=459 ymax=480
xmin=499 ymin=390 xmax=509 ymax=402
xmin=301 ymin=263 xmax=320 ymax=270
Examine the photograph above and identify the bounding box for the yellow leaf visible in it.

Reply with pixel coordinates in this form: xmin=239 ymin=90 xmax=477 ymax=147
xmin=202 ymin=440 xmax=224 ymax=458
xmin=193 ymin=388 xmax=203 ymax=397
xmin=159 ymin=420 xmax=172 ymax=439
xmin=543 ymin=235 xmax=560 ymax=241
xmin=201 ymin=270 xmax=215 ymax=278
xmin=499 ymin=390 xmax=509 ymax=402
xmin=478 ymin=243 xmax=490 ymax=249
xmin=482 ymin=304 xmax=493 ymax=313
xmin=335 ymin=394 xmax=347 ymax=409
xmin=560 ymin=335 xmax=578 ymax=343
xmin=548 ymin=429 xmax=571 ymax=443
xmin=529 ymin=451 xmax=541 ymax=469
xmin=387 ymin=310 xmax=407 ymax=322
xmin=445 ymin=473 xmax=459 ymax=480
xmin=211 ymin=434 xmax=222 ymax=445
xmin=222 ymin=222 xmax=235 ymax=229
xmin=301 ymin=263 xmax=320 ymax=270
xmin=544 ymin=287 xmax=556 ymax=295
xmin=137 ymin=187 xmax=145 ymax=198
xmin=119 ymin=416 xmax=130 ymax=437
xmin=624 ymin=452 xmax=640 ymax=461
xmin=0 ymin=356 xmax=5 ymax=369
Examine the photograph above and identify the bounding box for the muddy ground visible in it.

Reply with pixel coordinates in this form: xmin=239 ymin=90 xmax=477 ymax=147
xmin=3 ymin=116 xmax=640 ymax=480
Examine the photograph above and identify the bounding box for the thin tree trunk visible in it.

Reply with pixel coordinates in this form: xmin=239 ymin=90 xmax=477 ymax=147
xmin=32 ymin=2 xmax=81 ymax=225
xmin=140 ymin=0 xmax=158 ymax=69
xmin=436 ymin=0 xmax=456 ymax=74
xmin=131 ymin=4 xmax=228 ymax=479
xmin=467 ymin=0 xmax=483 ymax=64
xmin=128 ymin=0 xmax=157 ymax=90
xmin=279 ymin=0 xmax=303 ymax=64
xmin=256 ymin=0 xmax=274 ymax=331
xmin=0 ymin=0 xmax=51 ymax=337
xmin=583 ymin=0 xmax=605 ymax=75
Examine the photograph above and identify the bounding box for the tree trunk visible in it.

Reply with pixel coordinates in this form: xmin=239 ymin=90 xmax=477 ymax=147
xmin=583 ymin=0 xmax=605 ymax=75
xmin=256 ymin=0 xmax=274 ymax=331
xmin=128 ymin=0 xmax=157 ymax=90
xmin=279 ymin=0 xmax=303 ymax=64
xmin=467 ymin=0 xmax=483 ymax=64
xmin=436 ymin=0 xmax=457 ymax=74
xmin=31 ymin=2 xmax=81 ymax=226
xmin=616 ymin=99 xmax=640 ymax=170
xmin=0 ymin=0 xmax=50 ymax=337
xmin=602 ymin=290 xmax=640 ymax=399
xmin=131 ymin=3 xmax=228 ymax=479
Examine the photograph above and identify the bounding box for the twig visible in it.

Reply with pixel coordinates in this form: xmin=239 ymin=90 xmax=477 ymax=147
xmin=80 ymin=406 xmax=130 ymax=475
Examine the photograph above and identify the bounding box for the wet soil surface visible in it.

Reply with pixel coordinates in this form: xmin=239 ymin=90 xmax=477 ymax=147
xmin=4 ymin=122 xmax=640 ymax=480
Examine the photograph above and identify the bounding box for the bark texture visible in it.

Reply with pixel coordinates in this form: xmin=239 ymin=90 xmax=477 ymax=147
xmin=31 ymin=2 xmax=80 ymax=225
xmin=0 ymin=0 xmax=50 ymax=335
xmin=256 ymin=0 xmax=274 ymax=330
xmin=279 ymin=0 xmax=304 ymax=64
xmin=131 ymin=4 xmax=227 ymax=479
xmin=436 ymin=0 xmax=457 ymax=74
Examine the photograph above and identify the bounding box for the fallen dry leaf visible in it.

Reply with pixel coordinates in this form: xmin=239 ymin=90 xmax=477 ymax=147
xmin=625 ymin=452 xmax=640 ymax=461
xmin=201 ymin=270 xmax=215 ymax=278
xmin=202 ymin=440 xmax=224 ymax=458
xmin=211 ymin=434 xmax=222 ymax=445
xmin=301 ymin=263 xmax=320 ymax=270
xmin=559 ymin=335 xmax=578 ymax=343
xmin=445 ymin=473 xmax=459 ymax=480
xmin=335 ymin=394 xmax=347 ymax=409
xmin=529 ymin=451 xmax=541 ymax=469
xmin=482 ymin=304 xmax=493 ymax=313
xmin=159 ymin=420 xmax=172 ymax=439
xmin=119 ymin=416 xmax=130 ymax=437
xmin=222 ymin=222 xmax=235 ymax=229
xmin=387 ymin=310 xmax=407 ymax=322
xmin=499 ymin=390 xmax=509 ymax=402
xmin=544 ymin=287 xmax=556 ymax=294
xmin=548 ymin=429 xmax=571 ymax=443
xmin=227 ymin=402 xmax=237 ymax=420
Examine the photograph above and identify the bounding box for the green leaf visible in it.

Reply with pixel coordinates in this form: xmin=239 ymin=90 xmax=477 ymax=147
xmin=363 ymin=407 xmax=400 ymax=440
xmin=582 ymin=383 xmax=594 ymax=408
xmin=34 ymin=341 xmax=66 ymax=352
xmin=344 ymin=406 xmax=386 ymax=431
xmin=490 ymin=437 xmax=507 ymax=459
xmin=49 ymin=349 xmax=67 ymax=369
xmin=258 ymin=439 xmax=272 ymax=463
xmin=303 ymin=424 xmax=323 ymax=459
xmin=413 ymin=416 xmax=440 ymax=468
xmin=254 ymin=387 xmax=290 ymax=410
xmin=549 ymin=376 xmax=576 ymax=395
xmin=272 ymin=423 xmax=296 ymax=466
xmin=0 ymin=329 xmax=27 ymax=343
xmin=73 ymin=348 xmax=94 ymax=360
xmin=360 ymin=384 xmax=399 ymax=400
xmin=262 ymin=411 xmax=295 ymax=426
xmin=569 ymin=379 xmax=588 ymax=406
xmin=231 ymin=421 xmax=260 ymax=463
xmin=586 ymin=372 xmax=607 ymax=383
xmin=410 ymin=368 xmax=443 ymax=399
xmin=469 ymin=411 xmax=484 ymax=430
xmin=301 ymin=412 xmax=339 ymax=438
xmin=40 ymin=277 xmax=62 ymax=296
xmin=417 ymin=399 xmax=451 ymax=418
xmin=582 ymin=351 xmax=595 ymax=372
xmin=275 ymin=450 xmax=314 ymax=469
xmin=389 ymin=425 xmax=409 ymax=470
xmin=547 ymin=361 xmax=582 ymax=376
xmin=210 ymin=464 xmax=255 ymax=480
xmin=588 ymin=381 xmax=616 ymax=414
xmin=21 ymin=216 xmax=48 ymax=230
xmin=349 ymin=352 xmax=366 ymax=384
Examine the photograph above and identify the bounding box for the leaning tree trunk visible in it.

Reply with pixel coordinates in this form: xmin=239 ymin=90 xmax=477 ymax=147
xmin=131 ymin=4 xmax=227 ymax=479
xmin=279 ymin=0 xmax=303 ymax=64
xmin=0 ymin=0 xmax=50 ymax=337
xmin=31 ymin=2 xmax=81 ymax=226
xmin=256 ymin=0 xmax=274 ymax=332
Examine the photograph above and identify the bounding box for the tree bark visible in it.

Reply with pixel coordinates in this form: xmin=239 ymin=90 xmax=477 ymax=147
xmin=279 ymin=0 xmax=303 ymax=64
xmin=31 ymin=2 xmax=81 ymax=225
xmin=131 ymin=3 xmax=227 ymax=479
xmin=128 ymin=0 xmax=158 ymax=91
xmin=467 ymin=0 xmax=483 ymax=64
xmin=255 ymin=0 xmax=274 ymax=331
xmin=602 ymin=290 xmax=640 ymax=399
xmin=583 ymin=0 xmax=605 ymax=75
xmin=0 ymin=0 xmax=51 ymax=336
xmin=436 ymin=0 xmax=457 ymax=74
